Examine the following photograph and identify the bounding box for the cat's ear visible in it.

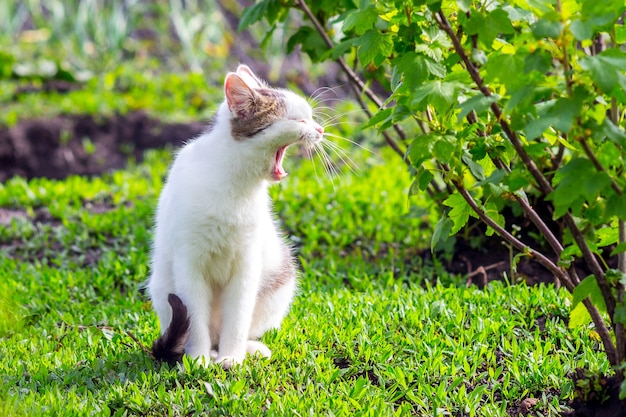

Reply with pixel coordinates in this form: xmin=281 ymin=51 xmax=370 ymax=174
xmin=236 ymin=64 xmax=264 ymax=89
xmin=225 ymin=73 xmax=257 ymax=119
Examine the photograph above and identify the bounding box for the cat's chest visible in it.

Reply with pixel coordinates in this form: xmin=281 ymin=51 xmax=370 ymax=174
xmin=189 ymin=217 xmax=267 ymax=284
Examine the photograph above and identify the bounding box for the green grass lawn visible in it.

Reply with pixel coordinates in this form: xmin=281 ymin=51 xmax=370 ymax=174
xmin=0 ymin=139 xmax=609 ymax=416
xmin=0 ymin=1 xmax=613 ymax=415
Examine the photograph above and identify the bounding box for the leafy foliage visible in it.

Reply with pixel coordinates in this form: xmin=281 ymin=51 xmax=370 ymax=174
xmin=242 ymin=0 xmax=626 ymax=399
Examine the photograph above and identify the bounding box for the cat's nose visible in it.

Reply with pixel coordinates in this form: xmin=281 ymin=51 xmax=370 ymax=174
xmin=314 ymin=123 xmax=324 ymax=135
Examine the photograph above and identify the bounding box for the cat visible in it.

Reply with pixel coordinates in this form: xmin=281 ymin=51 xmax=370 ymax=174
xmin=147 ymin=64 xmax=324 ymax=369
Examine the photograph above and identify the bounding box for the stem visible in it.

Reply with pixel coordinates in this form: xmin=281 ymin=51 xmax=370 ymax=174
xmin=451 ymin=175 xmax=571 ymax=289
xmin=452 ymin=173 xmax=616 ymax=363
xmin=293 ymin=0 xmax=452 ymax=201
xmin=490 ymin=155 xmax=570 ymax=288
xmin=580 ymin=131 xmax=623 ymax=197
xmin=583 ymin=298 xmax=618 ymax=366
xmin=344 ymin=75 xmax=409 ymax=162
xmin=435 ymin=9 xmax=615 ymax=316
xmin=434 ymin=11 xmax=552 ymax=195
xmin=294 ymin=0 xmax=408 ymax=148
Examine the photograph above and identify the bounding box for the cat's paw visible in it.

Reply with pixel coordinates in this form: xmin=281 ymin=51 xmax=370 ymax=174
xmin=216 ymin=355 xmax=242 ymax=370
xmin=246 ymin=340 xmax=271 ymax=358
xmin=195 ymin=355 xmax=213 ymax=368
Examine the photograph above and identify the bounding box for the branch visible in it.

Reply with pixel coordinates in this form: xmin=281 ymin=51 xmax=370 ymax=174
xmin=450 ymin=175 xmax=572 ymax=289
xmin=580 ymin=132 xmax=623 ymax=197
xmin=451 ymin=176 xmax=616 ymax=364
xmin=434 ymin=11 xmax=553 ymax=195
xmin=435 ymin=10 xmax=615 ymax=317
xmin=294 ymin=0 xmax=409 ymax=160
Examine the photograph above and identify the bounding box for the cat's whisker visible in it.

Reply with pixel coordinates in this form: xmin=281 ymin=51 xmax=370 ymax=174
xmin=313 ymin=98 xmax=345 ymax=106
xmin=323 ymin=132 xmax=373 ymax=154
xmin=320 ymin=140 xmax=359 ymax=175
xmin=313 ymin=110 xmax=334 ymax=121
xmin=305 ymin=144 xmax=322 ymax=183
xmin=312 ymin=143 xmax=338 ymax=190
xmin=318 ymin=109 xmax=365 ymax=127
xmin=315 ymin=142 xmax=338 ymax=174
xmin=308 ymin=85 xmax=342 ymax=104
xmin=321 ymin=120 xmax=362 ymax=130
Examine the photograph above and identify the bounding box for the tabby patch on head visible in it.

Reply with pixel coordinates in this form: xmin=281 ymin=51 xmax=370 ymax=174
xmin=225 ymin=74 xmax=287 ymax=139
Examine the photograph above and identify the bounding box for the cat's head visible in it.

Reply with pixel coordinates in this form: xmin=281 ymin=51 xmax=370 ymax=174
xmin=223 ymin=65 xmax=323 ymax=182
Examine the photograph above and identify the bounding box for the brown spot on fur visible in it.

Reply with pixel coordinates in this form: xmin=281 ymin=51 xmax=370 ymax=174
xmin=260 ymin=243 xmax=296 ymax=295
xmin=230 ymin=89 xmax=287 ymax=139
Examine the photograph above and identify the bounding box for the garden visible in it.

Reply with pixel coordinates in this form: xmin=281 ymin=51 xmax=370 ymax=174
xmin=1 ymin=0 xmax=625 ymax=415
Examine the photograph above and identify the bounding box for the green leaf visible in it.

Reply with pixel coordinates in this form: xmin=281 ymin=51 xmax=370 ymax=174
xmin=286 ymin=26 xmax=327 ymax=61
xmin=595 ymin=227 xmax=618 ymax=247
xmin=423 ymin=57 xmax=447 ymax=79
xmin=602 ymin=118 xmax=626 ymax=148
xmin=327 ymin=38 xmax=358 ymax=60
xmin=524 ymin=97 xmax=582 ymax=139
xmin=569 ymin=302 xmax=592 ymax=328
xmin=490 ymin=8 xmax=515 ymax=35
xmin=354 ymin=30 xmax=393 ymax=67
xmin=363 ymin=108 xmax=393 ymax=130
xmin=238 ymin=0 xmax=272 ymax=31
xmin=610 ymin=241 xmax=626 ymax=257
xmin=484 ymin=201 xmax=505 ymax=236
xmin=343 ymin=6 xmax=379 ymax=36
xmin=571 ymin=0 xmax=625 ymax=40
xmin=531 ymin=17 xmax=563 ymax=39
xmin=617 ymin=24 xmax=626 ymax=43
xmin=569 ymin=275 xmax=607 ymax=329
xmin=457 ymin=94 xmax=497 ymax=123
xmin=614 ymin=303 xmax=626 ymax=326
xmin=572 ymin=275 xmax=606 ymax=310
xmin=411 ymin=80 xmax=461 ymax=114
xmin=443 ymin=193 xmax=474 ymax=235
xmin=433 ymin=137 xmax=455 ymax=164
xmin=408 ymin=134 xmax=435 ymax=167
xmin=431 ymin=216 xmax=453 ymax=252
xmin=484 ymin=53 xmax=522 ymax=90
xmin=504 ymin=168 xmax=530 ymax=191
xmin=580 ymin=49 xmax=626 ymax=94
xmin=465 ymin=9 xmax=514 ymax=47
xmin=607 ymin=269 xmax=626 ymax=287
xmin=570 ymin=19 xmax=593 ymax=41
xmin=550 ymin=158 xmax=611 ymax=219
xmin=524 ymin=50 xmax=552 ymax=74
xmin=418 ymin=168 xmax=434 ymax=191
xmin=606 ymin=193 xmax=626 ymax=220
xmin=462 ymin=154 xmax=485 ymax=181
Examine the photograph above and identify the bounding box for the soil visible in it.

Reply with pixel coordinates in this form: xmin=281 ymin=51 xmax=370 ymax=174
xmin=1 ymin=113 xmax=624 ymax=416
xmin=563 ymin=370 xmax=626 ymax=417
xmin=0 ymin=112 xmax=205 ymax=181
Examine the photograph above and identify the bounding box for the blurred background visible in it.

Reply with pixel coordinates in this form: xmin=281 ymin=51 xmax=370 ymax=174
xmin=0 ymin=0 xmax=364 ymax=182
xmin=0 ymin=0 xmax=344 ymax=99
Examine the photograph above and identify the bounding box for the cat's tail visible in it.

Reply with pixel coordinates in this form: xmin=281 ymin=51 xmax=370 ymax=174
xmin=152 ymin=293 xmax=191 ymax=365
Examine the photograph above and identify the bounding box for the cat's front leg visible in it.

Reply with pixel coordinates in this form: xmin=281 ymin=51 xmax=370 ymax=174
xmin=173 ymin=257 xmax=213 ymax=365
xmin=217 ymin=252 xmax=262 ymax=368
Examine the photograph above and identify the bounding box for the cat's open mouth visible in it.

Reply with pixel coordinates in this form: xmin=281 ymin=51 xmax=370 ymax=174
xmin=272 ymin=145 xmax=288 ymax=181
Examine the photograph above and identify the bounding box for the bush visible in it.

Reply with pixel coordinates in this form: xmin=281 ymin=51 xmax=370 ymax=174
xmin=242 ymin=0 xmax=626 ymax=402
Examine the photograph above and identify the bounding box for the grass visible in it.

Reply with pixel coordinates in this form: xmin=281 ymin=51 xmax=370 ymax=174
xmin=0 ymin=139 xmax=609 ymax=415
xmin=0 ymin=64 xmax=221 ymax=126
xmin=0 ymin=1 xmax=610 ymax=414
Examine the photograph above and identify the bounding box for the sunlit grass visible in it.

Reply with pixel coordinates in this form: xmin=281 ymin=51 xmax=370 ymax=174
xmin=0 ymin=141 xmax=608 ymax=416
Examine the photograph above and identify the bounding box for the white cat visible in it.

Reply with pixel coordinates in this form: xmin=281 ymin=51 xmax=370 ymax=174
xmin=148 ymin=65 xmax=324 ymax=368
